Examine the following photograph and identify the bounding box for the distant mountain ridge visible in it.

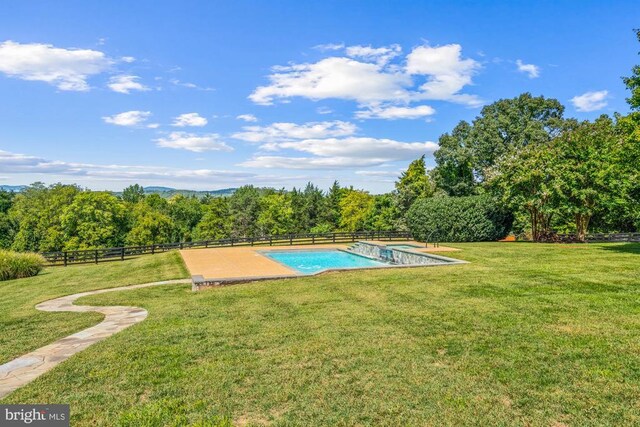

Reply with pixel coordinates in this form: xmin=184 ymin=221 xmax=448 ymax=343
xmin=0 ymin=185 xmax=27 ymax=192
xmin=141 ymin=186 xmax=237 ymax=198
xmin=0 ymin=185 xmax=236 ymax=198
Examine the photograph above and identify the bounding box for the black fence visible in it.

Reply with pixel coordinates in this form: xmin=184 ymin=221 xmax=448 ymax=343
xmin=41 ymin=230 xmax=413 ymax=266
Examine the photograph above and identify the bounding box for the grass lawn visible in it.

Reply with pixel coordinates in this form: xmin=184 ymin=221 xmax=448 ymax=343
xmin=2 ymin=243 xmax=640 ymax=426
xmin=0 ymin=251 xmax=188 ymax=365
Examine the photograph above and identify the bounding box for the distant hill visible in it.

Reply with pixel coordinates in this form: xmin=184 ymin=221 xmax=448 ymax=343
xmin=141 ymin=186 xmax=237 ymax=199
xmin=0 ymin=185 xmax=27 ymax=192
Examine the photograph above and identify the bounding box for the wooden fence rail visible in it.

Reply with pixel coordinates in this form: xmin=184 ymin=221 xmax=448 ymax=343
xmin=41 ymin=230 xmax=413 ymax=266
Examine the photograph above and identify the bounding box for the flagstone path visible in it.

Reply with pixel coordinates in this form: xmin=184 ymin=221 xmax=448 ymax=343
xmin=0 ymin=278 xmax=191 ymax=399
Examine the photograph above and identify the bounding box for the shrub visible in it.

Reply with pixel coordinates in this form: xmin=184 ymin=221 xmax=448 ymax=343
xmin=0 ymin=250 xmax=46 ymax=281
xmin=407 ymin=195 xmax=513 ymax=242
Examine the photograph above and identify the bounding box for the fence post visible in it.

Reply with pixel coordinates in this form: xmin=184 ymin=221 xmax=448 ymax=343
xmin=231 ymin=238 xmax=234 ymax=247
xmin=312 ymin=234 xmax=315 ymax=245
xmin=64 ymin=251 xmax=68 ymax=267
xmin=151 ymin=244 xmax=155 ymax=255
xmin=290 ymin=234 xmax=293 ymax=245
xmin=120 ymin=247 xmax=125 ymax=261
xmin=95 ymin=250 xmax=98 ymax=264
xmin=251 ymin=237 xmax=254 ymax=247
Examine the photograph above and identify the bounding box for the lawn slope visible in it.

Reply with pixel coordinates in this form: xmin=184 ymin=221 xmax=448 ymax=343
xmin=3 ymin=243 xmax=640 ymax=426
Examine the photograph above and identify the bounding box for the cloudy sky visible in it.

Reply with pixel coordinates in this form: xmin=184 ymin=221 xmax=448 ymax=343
xmin=0 ymin=1 xmax=637 ymax=193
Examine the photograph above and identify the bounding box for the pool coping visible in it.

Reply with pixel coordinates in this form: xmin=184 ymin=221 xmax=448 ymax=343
xmin=191 ymin=243 xmax=468 ymax=291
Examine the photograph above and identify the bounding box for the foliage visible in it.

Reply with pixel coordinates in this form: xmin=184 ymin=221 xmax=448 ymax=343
xmin=126 ymin=204 xmax=176 ymax=246
xmin=406 ymin=195 xmax=512 ymax=242
xmin=193 ymin=198 xmax=231 ymax=240
xmin=433 ymin=93 xmax=565 ymax=193
xmin=622 ymin=28 xmax=640 ymax=110
xmin=339 ymin=189 xmax=374 ymax=232
xmin=0 ymin=250 xmax=45 ymax=281
xmin=121 ymin=184 xmax=145 ymax=204
xmin=394 ymin=155 xmax=435 ymax=213
xmin=61 ymin=192 xmax=128 ymax=250
xmin=257 ymin=192 xmax=293 ymax=235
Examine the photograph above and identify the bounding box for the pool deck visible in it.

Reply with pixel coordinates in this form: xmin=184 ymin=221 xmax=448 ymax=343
xmin=180 ymin=240 xmax=459 ymax=283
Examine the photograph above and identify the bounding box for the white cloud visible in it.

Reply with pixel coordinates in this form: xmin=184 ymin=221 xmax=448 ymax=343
xmin=406 ymin=44 xmax=482 ymax=105
xmin=0 ymin=150 xmax=252 ymax=182
xmin=355 ymin=104 xmax=435 ymax=120
xmin=316 ymin=106 xmax=333 ymax=114
xmin=236 ymin=114 xmax=258 ymax=122
xmin=250 ymin=57 xmax=413 ymax=105
xmin=103 ymin=110 xmax=153 ymax=127
xmin=233 ymin=120 xmax=357 ymax=143
xmin=571 ymin=90 xmax=609 ymax=112
xmin=108 ymin=75 xmax=149 ymax=94
xmin=515 ymin=59 xmax=540 ymax=78
xmin=168 ymin=78 xmax=214 ymax=91
xmin=172 ymin=112 xmax=208 ymax=127
xmin=154 ymin=132 xmax=232 ymax=152
xmin=345 ymin=44 xmax=401 ymax=65
xmin=0 ymin=40 xmax=112 ymax=91
xmin=121 ymin=56 xmax=136 ymax=63
xmin=250 ymin=42 xmax=481 ymax=107
xmin=240 ymin=136 xmax=437 ymax=169
xmin=313 ymin=43 xmax=345 ymax=51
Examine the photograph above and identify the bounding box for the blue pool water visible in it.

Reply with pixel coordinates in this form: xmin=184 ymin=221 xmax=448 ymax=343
xmin=264 ymin=250 xmax=388 ymax=274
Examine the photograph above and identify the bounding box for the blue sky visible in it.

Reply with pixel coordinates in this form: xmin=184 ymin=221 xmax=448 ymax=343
xmin=0 ymin=0 xmax=638 ymax=193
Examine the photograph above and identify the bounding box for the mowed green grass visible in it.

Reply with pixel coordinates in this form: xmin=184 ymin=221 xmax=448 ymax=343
xmin=3 ymin=243 xmax=640 ymax=426
xmin=0 ymin=251 xmax=188 ymax=364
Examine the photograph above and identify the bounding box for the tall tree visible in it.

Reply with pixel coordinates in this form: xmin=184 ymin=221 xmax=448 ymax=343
xmin=432 ymin=121 xmax=477 ymax=196
xmin=622 ymin=28 xmax=640 ymax=110
xmin=395 ymin=155 xmax=435 ymax=213
xmin=339 ymin=190 xmax=374 ymax=232
xmin=433 ymin=93 xmax=565 ymax=192
xmin=551 ymin=116 xmax=618 ymax=240
xmin=61 ymin=191 xmax=128 ymax=250
xmin=228 ymin=185 xmax=262 ymax=237
xmin=257 ymin=192 xmax=293 ymax=235
xmin=193 ymin=197 xmax=231 ymax=240
xmin=122 ymin=184 xmax=145 ymax=204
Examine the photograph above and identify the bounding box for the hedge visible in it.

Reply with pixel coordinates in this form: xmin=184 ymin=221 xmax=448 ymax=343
xmin=0 ymin=250 xmax=46 ymax=281
xmin=407 ymin=195 xmax=512 ymax=242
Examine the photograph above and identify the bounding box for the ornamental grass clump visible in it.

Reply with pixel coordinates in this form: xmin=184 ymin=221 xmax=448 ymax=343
xmin=0 ymin=250 xmax=46 ymax=281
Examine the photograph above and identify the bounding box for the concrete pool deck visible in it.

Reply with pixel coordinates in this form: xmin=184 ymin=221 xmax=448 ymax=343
xmin=179 ymin=240 xmax=460 ymax=283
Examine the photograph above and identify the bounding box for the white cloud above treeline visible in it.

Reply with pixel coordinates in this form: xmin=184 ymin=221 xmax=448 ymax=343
xmin=571 ymin=90 xmax=609 ymax=112
xmin=0 ymin=40 xmax=111 ymax=91
xmin=250 ymin=43 xmax=483 ymax=110
xmin=515 ymin=59 xmax=540 ymax=78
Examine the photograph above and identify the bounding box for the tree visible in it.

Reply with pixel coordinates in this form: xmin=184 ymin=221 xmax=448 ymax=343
xmin=168 ymin=195 xmax=204 ymax=241
xmin=126 ymin=203 xmax=175 ymax=246
xmin=193 ymin=197 xmax=231 ymax=240
xmin=322 ymin=181 xmax=344 ymax=229
xmin=622 ymin=29 xmax=640 ymax=110
xmin=228 ymin=185 xmax=262 ymax=237
xmin=488 ymin=142 xmax=559 ymax=241
xmin=366 ymin=194 xmax=398 ymax=231
xmin=122 ymin=184 xmax=145 ymax=204
xmin=10 ymin=183 xmax=81 ymax=252
xmin=433 ymin=93 xmax=565 ymax=192
xmin=339 ymin=190 xmax=374 ymax=232
xmin=432 ymin=121 xmax=477 ymax=196
xmin=61 ymin=191 xmax=128 ymax=249
xmin=395 ymin=155 xmax=435 ymax=213
xmin=551 ymin=116 xmax=619 ymax=240
xmin=257 ymin=192 xmax=293 ymax=235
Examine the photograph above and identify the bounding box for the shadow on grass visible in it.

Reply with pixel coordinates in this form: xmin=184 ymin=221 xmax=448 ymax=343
xmin=598 ymin=243 xmax=640 ymax=255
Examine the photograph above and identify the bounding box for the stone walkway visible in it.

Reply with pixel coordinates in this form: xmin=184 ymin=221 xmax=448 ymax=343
xmin=0 ymin=278 xmax=191 ymax=399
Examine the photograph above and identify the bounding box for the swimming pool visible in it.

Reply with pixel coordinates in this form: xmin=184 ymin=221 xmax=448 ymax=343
xmin=264 ymin=250 xmax=388 ymax=274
